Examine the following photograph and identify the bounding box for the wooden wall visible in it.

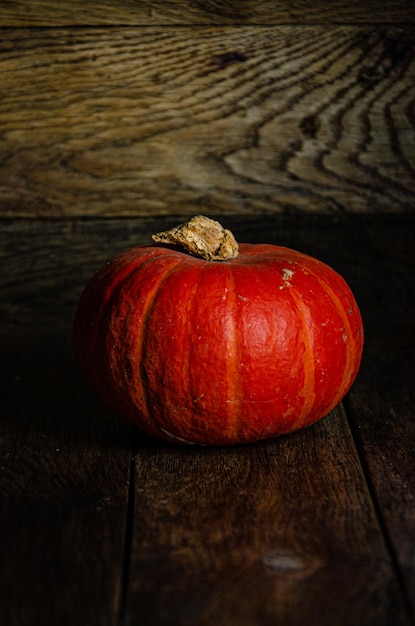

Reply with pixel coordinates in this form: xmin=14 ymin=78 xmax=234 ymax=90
xmin=1 ymin=0 xmax=415 ymax=217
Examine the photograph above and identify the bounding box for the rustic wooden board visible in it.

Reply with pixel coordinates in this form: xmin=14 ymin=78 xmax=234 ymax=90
xmin=137 ymin=415 xmax=408 ymax=625
xmin=1 ymin=0 xmax=415 ymax=26
xmin=343 ymin=218 xmax=415 ymax=615
xmin=0 ymin=219 xmax=134 ymax=625
xmin=124 ymin=408 xmax=410 ymax=626
xmin=347 ymin=370 xmax=415 ymax=618
xmin=1 ymin=26 xmax=414 ymax=217
xmin=0 ymin=348 xmax=133 ymax=625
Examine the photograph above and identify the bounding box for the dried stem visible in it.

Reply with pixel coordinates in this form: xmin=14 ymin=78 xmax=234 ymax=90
xmin=152 ymin=215 xmax=239 ymax=261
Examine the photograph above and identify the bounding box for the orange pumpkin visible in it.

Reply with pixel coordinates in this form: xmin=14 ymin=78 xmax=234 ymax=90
xmin=73 ymin=216 xmax=363 ymax=445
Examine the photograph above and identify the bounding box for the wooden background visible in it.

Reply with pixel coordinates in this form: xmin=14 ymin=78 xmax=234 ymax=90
xmin=1 ymin=0 xmax=415 ymax=217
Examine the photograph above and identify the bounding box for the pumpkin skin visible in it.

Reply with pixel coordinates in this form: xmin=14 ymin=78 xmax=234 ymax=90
xmin=73 ymin=241 xmax=363 ymax=446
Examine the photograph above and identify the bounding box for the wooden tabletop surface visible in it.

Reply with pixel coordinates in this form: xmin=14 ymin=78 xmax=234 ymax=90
xmin=0 ymin=214 xmax=414 ymax=625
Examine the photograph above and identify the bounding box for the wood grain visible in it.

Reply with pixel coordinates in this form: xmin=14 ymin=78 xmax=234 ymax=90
xmin=124 ymin=408 xmax=409 ymax=626
xmin=347 ymin=372 xmax=415 ymax=618
xmin=1 ymin=27 xmax=414 ymax=217
xmin=1 ymin=0 xmax=415 ymax=26
xmin=0 ymin=349 xmax=133 ymax=625
xmin=343 ymin=218 xmax=415 ymax=614
xmin=0 ymin=216 xmax=133 ymax=624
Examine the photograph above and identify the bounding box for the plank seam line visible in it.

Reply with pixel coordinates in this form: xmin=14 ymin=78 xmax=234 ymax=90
xmin=343 ymin=397 xmax=415 ymax=625
xmin=117 ymin=426 xmax=138 ymax=626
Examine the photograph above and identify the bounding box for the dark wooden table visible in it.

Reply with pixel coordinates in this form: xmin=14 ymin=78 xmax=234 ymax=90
xmin=1 ymin=214 xmax=414 ymax=625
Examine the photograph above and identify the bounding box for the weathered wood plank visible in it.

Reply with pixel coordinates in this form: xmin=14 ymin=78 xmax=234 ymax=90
xmin=1 ymin=0 xmax=414 ymax=26
xmin=0 ymin=348 xmax=133 ymax=625
xmin=347 ymin=370 xmax=415 ymax=618
xmin=0 ymin=215 xmax=133 ymax=624
xmin=1 ymin=27 xmax=414 ymax=217
xmin=343 ymin=219 xmax=415 ymax=615
xmin=124 ymin=408 xmax=409 ymax=626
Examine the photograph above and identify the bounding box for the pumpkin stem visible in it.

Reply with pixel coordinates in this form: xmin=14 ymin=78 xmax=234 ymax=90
xmin=152 ymin=215 xmax=239 ymax=261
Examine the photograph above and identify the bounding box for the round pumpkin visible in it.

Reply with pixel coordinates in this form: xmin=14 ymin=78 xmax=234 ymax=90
xmin=73 ymin=216 xmax=363 ymax=446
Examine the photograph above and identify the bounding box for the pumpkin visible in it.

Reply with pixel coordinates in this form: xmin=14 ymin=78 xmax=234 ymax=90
xmin=73 ymin=216 xmax=363 ymax=446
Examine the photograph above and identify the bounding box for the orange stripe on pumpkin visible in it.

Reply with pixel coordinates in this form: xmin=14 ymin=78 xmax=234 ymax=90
xmin=285 ymin=287 xmax=316 ymax=429
xmin=307 ymin=267 xmax=362 ymax=414
xmin=223 ymin=268 xmax=244 ymax=441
